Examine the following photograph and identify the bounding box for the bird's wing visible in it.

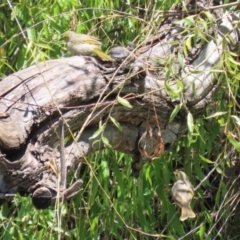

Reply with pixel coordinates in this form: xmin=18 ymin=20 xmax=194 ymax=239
xmin=71 ymin=34 xmax=101 ymax=45
xmin=172 ymin=180 xmax=193 ymax=206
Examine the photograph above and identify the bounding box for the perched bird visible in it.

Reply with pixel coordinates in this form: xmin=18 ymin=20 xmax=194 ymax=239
xmin=62 ymin=31 xmax=113 ymax=61
xmin=171 ymin=170 xmax=196 ymax=221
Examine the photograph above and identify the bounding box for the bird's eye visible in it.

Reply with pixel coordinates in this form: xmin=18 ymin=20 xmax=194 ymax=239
xmin=62 ymin=34 xmax=68 ymax=40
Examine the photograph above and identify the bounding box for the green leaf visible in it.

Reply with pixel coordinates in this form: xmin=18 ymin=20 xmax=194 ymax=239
xmin=218 ymin=117 xmax=225 ymax=126
xmin=187 ymin=112 xmax=194 ymax=133
xmin=205 ymin=111 xmax=227 ymax=119
xmin=89 ymin=128 xmax=104 ymax=139
xmin=228 ymin=56 xmax=240 ymax=66
xmin=169 ymin=104 xmax=181 ymax=122
xmin=164 ymin=80 xmax=178 ymax=97
xmin=91 ymin=139 xmax=100 ymax=148
xmin=209 ymin=69 xmax=224 ymax=73
xmin=199 ymin=155 xmax=215 ymax=164
xmin=176 ymin=80 xmax=184 ymax=92
xmin=203 ymin=12 xmax=214 ymax=24
xmin=227 ymin=134 xmax=240 ymax=151
xmin=27 ymin=28 xmax=36 ymax=41
xmin=169 ymin=41 xmax=179 ymax=46
xmin=43 ymin=22 xmax=50 ymax=40
xmin=178 ymin=52 xmax=184 ymax=69
xmin=90 ymin=216 xmax=99 ymax=233
xmin=198 ymin=18 xmax=208 ymax=32
xmin=89 ymin=121 xmax=105 ymax=139
xmin=175 ymin=16 xmax=195 ymax=27
xmin=101 ymin=136 xmax=112 ymax=148
xmin=231 ymin=115 xmax=240 ymax=126
xmin=199 ymin=223 xmax=206 ymax=240
xmin=101 ymin=160 xmax=109 ymax=178
xmin=216 ymin=167 xmax=223 ymax=174
xmin=34 ymin=43 xmax=53 ymax=50
xmin=16 ymin=47 xmax=26 ymax=70
xmin=26 ymin=40 xmax=33 ymax=55
xmin=185 ymin=36 xmax=192 ymax=50
xmin=110 ymin=116 xmax=122 ymax=131
xmin=117 ymin=96 xmax=132 ymax=109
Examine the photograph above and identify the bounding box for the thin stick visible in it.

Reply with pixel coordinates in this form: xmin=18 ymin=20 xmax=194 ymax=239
xmin=59 ymin=118 xmax=66 ymax=190
xmin=6 ymin=0 xmax=26 ymax=39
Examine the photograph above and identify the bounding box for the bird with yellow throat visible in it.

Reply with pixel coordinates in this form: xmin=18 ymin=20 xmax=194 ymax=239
xmin=171 ymin=170 xmax=196 ymax=221
xmin=62 ymin=31 xmax=113 ymax=61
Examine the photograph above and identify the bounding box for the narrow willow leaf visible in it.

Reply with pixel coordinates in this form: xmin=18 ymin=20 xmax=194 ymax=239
xmin=90 ymin=216 xmax=99 ymax=232
xmin=117 ymin=96 xmax=132 ymax=109
xmin=228 ymin=56 xmax=240 ymax=66
xmin=0 ymin=60 xmax=15 ymax=72
xmin=165 ymin=68 xmax=170 ymax=80
xmin=169 ymin=41 xmax=179 ymax=46
xmin=203 ymin=11 xmax=214 ymax=24
xmin=175 ymin=16 xmax=194 ymax=26
xmin=216 ymin=167 xmax=223 ymax=174
xmin=35 ymin=43 xmax=53 ymax=50
xmin=176 ymin=80 xmax=184 ymax=92
xmin=218 ymin=117 xmax=225 ymax=126
xmin=101 ymin=136 xmax=112 ymax=148
xmin=183 ymin=44 xmax=188 ymax=57
xmin=165 ymin=79 xmax=183 ymax=98
xmin=198 ymin=31 xmax=208 ymax=42
xmin=209 ymin=69 xmax=224 ymax=73
xmin=92 ymin=139 xmax=100 ymax=148
xmin=89 ymin=121 xmax=105 ymax=139
xmin=101 ymin=160 xmax=109 ymax=178
xmin=228 ymin=51 xmax=238 ymax=57
xmin=110 ymin=116 xmax=122 ymax=131
xmin=199 ymin=19 xmax=208 ymax=32
xmin=199 ymin=223 xmax=206 ymax=240
xmin=178 ymin=52 xmax=184 ymax=69
xmin=186 ymin=36 xmax=192 ymax=50
xmin=226 ymin=34 xmax=234 ymax=45
xmin=16 ymin=47 xmax=26 ymax=69
xmin=187 ymin=112 xmax=194 ymax=133
xmin=53 ymin=227 xmax=64 ymax=233
xmin=43 ymin=22 xmax=49 ymax=40
xmin=26 ymin=41 xmax=33 ymax=55
xmin=205 ymin=111 xmax=227 ymax=119
xmin=169 ymin=104 xmax=181 ymax=122
xmin=227 ymin=134 xmax=240 ymax=151
xmin=199 ymin=155 xmax=215 ymax=164
xmin=231 ymin=115 xmax=240 ymax=126
xmin=164 ymin=80 xmax=179 ymax=97
xmin=89 ymin=128 xmax=103 ymax=139
xmin=189 ymin=69 xmax=202 ymax=74
xmin=27 ymin=28 xmax=36 ymax=41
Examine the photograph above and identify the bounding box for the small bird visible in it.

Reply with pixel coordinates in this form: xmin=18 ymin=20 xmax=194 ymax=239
xmin=62 ymin=31 xmax=113 ymax=61
xmin=171 ymin=170 xmax=196 ymax=221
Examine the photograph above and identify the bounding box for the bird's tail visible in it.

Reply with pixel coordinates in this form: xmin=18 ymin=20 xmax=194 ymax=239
xmin=180 ymin=205 xmax=196 ymax=221
xmin=93 ymin=48 xmax=113 ymax=61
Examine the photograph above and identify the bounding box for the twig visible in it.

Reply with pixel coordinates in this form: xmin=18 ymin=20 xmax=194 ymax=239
xmin=194 ymin=148 xmax=235 ymax=191
xmin=6 ymin=0 xmax=26 ymax=39
xmin=59 ymin=117 xmax=66 ymax=190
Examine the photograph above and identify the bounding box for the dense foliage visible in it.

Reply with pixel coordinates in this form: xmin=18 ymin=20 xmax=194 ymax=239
xmin=1 ymin=0 xmax=240 ymax=239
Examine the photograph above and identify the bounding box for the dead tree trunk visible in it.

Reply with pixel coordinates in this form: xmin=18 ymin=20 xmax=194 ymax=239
xmin=0 ymin=1 xmax=239 ymax=208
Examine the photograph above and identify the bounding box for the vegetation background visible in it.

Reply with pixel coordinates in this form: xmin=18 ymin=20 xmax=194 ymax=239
xmin=0 ymin=0 xmax=240 ymax=239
